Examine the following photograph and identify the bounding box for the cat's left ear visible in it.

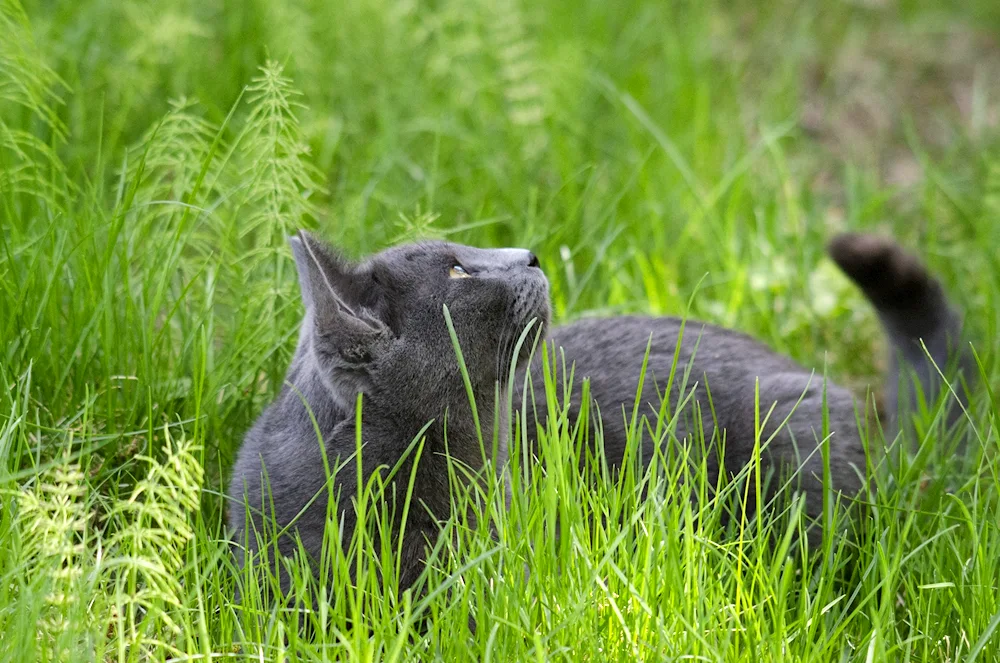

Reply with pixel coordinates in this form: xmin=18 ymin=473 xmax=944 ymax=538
xmin=289 ymin=231 xmax=393 ymax=364
xmin=289 ymin=231 xmax=353 ymax=312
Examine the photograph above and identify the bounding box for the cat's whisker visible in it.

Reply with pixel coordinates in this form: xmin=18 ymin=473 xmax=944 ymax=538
xmin=495 ymin=322 xmax=512 ymax=395
xmin=495 ymin=302 xmax=516 ymax=387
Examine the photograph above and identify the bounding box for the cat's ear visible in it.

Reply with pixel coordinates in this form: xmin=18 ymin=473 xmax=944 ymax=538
xmin=289 ymin=230 xmax=352 ymax=312
xmin=288 ymin=231 xmax=392 ymax=365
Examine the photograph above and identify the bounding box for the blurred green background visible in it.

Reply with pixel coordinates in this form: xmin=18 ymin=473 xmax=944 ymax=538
xmin=3 ymin=0 xmax=1000 ymax=658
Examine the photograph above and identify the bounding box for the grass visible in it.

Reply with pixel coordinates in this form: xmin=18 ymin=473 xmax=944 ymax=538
xmin=2 ymin=0 xmax=1000 ymax=659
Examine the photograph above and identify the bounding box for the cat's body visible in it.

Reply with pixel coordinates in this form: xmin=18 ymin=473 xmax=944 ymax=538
xmin=520 ymin=316 xmax=866 ymax=515
xmin=228 ymin=231 xmax=970 ymax=598
xmin=518 ymin=234 xmax=971 ymax=523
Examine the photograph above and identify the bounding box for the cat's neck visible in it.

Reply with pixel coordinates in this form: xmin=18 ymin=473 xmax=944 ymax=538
xmin=288 ymin=356 xmax=509 ymax=468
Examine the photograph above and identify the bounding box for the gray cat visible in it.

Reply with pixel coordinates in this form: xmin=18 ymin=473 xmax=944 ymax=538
xmin=228 ymin=232 xmax=550 ymax=596
xmin=228 ymin=231 xmax=970 ymax=598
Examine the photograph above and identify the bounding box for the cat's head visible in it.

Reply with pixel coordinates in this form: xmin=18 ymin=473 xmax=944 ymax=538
xmin=290 ymin=231 xmax=550 ymax=415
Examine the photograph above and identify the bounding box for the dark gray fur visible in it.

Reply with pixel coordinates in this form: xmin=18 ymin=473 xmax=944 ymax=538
xmin=227 ymin=232 xmax=549 ymax=595
xmin=228 ymin=230 xmax=969 ymax=598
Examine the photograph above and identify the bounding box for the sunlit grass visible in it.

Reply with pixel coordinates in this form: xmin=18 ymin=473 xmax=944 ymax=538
xmin=2 ymin=0 xmax=1000 ymax=659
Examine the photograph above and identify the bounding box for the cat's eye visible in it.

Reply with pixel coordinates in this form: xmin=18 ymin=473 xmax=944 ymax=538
xmin=449 ymin=264 xmax=471 ymax=279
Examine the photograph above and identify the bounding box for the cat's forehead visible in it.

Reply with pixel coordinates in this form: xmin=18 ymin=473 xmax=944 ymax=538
xmin=367 ymin=240 xmax=455 ymax=266
xmin=366 ymin=241 xmax=531 ymax=271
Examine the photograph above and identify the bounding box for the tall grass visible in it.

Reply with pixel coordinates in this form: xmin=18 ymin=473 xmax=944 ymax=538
xmin=2 ymin=0 xmax=999 ymax=659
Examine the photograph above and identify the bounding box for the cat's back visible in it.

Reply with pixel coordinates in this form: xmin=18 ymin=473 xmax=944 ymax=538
xmin=545 ymin=315 xmax=803 ymax=379
xmin=520 ymin=314 xmax=837 ymax=468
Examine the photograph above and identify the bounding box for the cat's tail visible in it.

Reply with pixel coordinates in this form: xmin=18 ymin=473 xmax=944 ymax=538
xmin=827 ymin=232 xmax=974 ymax=432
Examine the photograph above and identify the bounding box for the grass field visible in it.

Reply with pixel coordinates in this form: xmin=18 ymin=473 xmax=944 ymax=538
xmin=3 ymin=0 xmax=1000 ymax=659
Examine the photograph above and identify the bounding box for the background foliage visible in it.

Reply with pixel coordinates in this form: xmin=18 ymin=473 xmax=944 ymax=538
xmin=2 ymin=0 xmax=999 ymax=659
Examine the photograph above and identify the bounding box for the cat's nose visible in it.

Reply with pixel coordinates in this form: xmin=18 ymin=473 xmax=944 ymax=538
xmin=511 ymin=249 xmax=539 ymax=269
xmin=465 ymin=247 xmax=542 ymax=273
